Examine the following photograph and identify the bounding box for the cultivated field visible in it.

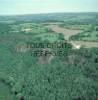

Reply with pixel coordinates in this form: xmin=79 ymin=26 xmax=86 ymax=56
xmin=48 ymin=24 xmax=98 ymax=48
xmin=48 ymin=25 xmax=82 ymax=40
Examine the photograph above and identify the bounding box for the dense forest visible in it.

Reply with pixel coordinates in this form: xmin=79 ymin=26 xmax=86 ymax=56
xmin=0 ymin=13 xmax=98 ymax=100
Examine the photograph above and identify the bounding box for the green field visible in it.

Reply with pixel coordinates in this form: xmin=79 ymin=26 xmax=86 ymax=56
xmin=70 ymin=31 xmax=98 ymax=41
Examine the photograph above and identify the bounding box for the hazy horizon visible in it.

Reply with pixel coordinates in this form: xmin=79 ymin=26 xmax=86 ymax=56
xmin=0 ymin=0 xmax=98 ymax=15
xmin=0 ymin=12 xmax=98 ymax=17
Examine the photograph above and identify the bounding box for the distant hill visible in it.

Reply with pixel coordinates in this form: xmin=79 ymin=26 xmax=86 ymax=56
xmin=0 ymin=12 xmax=98 ymax=23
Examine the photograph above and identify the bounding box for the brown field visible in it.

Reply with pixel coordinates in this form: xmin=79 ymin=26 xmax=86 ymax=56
xmin=48 ymin=25 xmax=82 ymax=40
xmin=48 ymin=25 xmax=98 ymax=48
